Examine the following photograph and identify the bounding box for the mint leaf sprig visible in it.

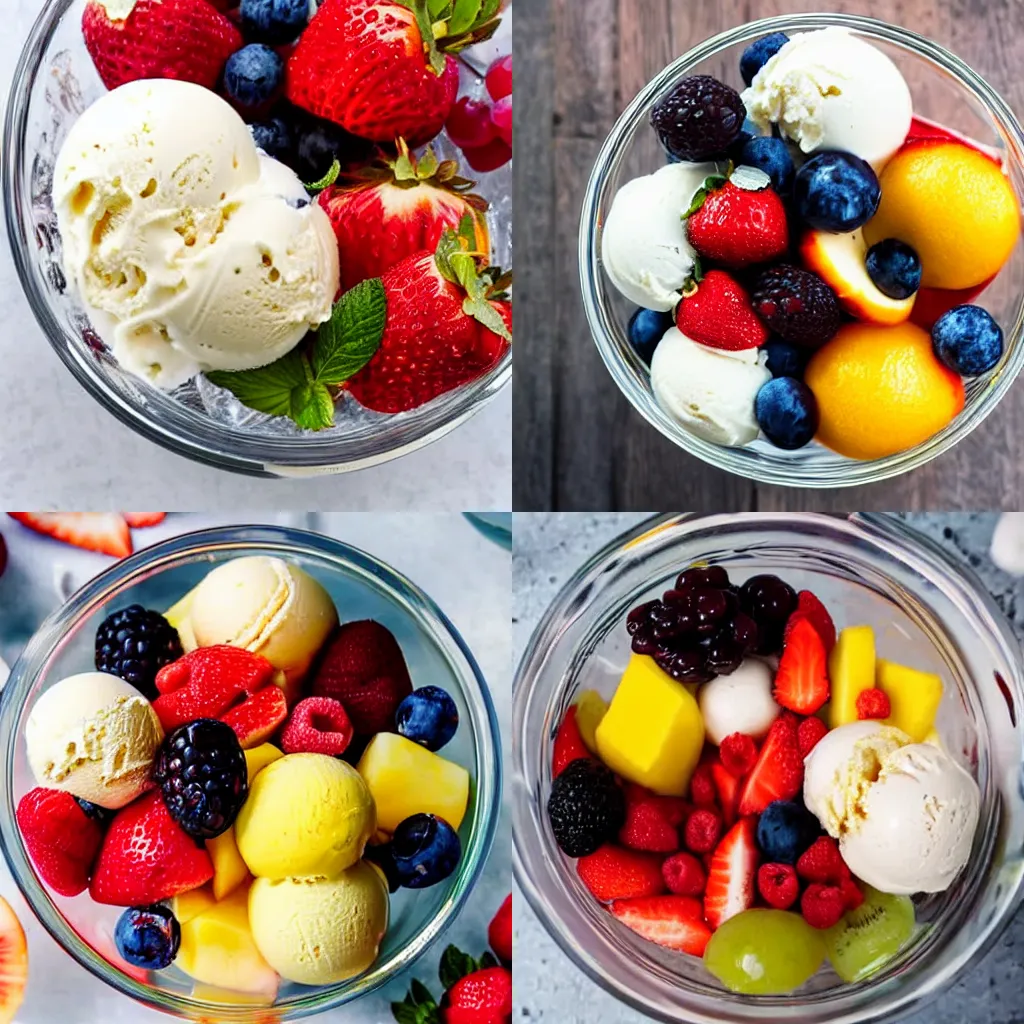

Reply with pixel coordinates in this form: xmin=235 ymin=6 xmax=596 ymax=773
xmin=206 ymin=277 xmax=387 ymax=431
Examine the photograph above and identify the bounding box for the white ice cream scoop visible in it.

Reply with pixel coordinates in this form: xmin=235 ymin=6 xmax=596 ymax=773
xmin=698 ymin=657 xmax=781 ymax=744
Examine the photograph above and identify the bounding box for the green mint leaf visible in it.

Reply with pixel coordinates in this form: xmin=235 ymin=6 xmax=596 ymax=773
xmin=438 ymin=945 xmax=478 ymax=990
xmin=305 ymin=158 xmax=340 ymax=193
xmin=449 ymin=0 xmax=482 ymax=34
xmin=428 ymin=0 xmax=450 ymax=19
xmin=479 ymin=0 xmax=501 ymax=19
xmin=291 ymin=380 xmax=335 ymax=431
xmin=206 ymin=350 xmax=308 ymax=420
xmin=312 ymin=277 xmax=386 ymax=385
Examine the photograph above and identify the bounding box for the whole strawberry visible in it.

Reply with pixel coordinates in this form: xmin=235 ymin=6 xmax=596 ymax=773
xmin=488 ymin=894 xmax=512 ymax=964
xmin=443 ymin=967 xmax=512 ymax=1024
xmin=346 ymin=222 xmax=511 ymax=413
xmin=82 ymin=0 xmax=242 ymax=91
xmin=675 ymin=269 xmax=769 ymax=351
xmin=287 ymin=0 xmax=502 ymax=146
xmin=687 ymin=177 xmax=789 ymax=267
xmin=319 ymin=141 xmax=490 ymax=292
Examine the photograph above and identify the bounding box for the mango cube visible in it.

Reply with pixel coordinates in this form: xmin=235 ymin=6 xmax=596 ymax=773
xmin=595 ymin=654 xmax=704 ymax=796
xmin=172 ymin=884 xmax=217 ymax=924
xmin=208 ymin=828 xmax=250 ymax=900
xmin=244 ymin=743 xmax=284 ymax=785
xmin=828 ymin=626 xmax=876 ymax=729
xmin=357 ymin=732 xmax=469 ymax=833
xmin=877 ymin=659 xmax=943 ymax=742
xmin=574 ymin=690 xmax=608 ymax=753
xmin=164 ymin=586 xmax=199 ymax=652
xmin=177 ymin=885 xmax=279 ymax=998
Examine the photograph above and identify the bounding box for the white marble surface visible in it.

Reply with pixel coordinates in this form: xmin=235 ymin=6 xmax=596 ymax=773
xmin=0 ymin=0 xmax=510 ymax=509
xmin=513 ymin=513 xmax=1024 ymax=1024
xmin=0 ymin=513 xmax=511 ymax=1023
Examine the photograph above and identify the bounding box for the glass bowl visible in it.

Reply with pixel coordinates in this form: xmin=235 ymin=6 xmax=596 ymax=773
xmin=512 ymin=513 xmax=1024 ymax=1024
xmin=3 ymin=0 xmax=512 ymax=477
xmin=579 ymin=14 xmax=1024 ymax=487
xmin=0 ymin=525 xmax=502 ymax=1021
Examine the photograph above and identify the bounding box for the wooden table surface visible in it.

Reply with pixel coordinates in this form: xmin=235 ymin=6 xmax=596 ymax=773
xmin=514 ymin=0 xmax=1024 ymax=511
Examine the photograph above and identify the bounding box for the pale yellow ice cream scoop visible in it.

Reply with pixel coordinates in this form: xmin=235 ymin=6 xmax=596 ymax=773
xmin=188 ymin=556 xmax=338 ymax=702
xmin=248 ymin=862 xmax=389 ymax=985
xmin=235 ymin=753 xmax=376 ymax=879
xmin=25 ymin=672 xmax=164 ymax=809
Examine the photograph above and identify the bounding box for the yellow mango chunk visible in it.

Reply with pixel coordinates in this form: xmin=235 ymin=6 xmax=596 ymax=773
xmin=244 ymin=743 xmax=284 ymax=785
xmin=877 ymin=659 xmax=943 ymax=742
xmin=574 ymin=690 xmax=608 ymax=753
xmin=164 ymin=586 xmax=199 ymax=652
xmin=595 ymin=654 xmax=704 ymax=796
xmin=178 ymin=885 xmax=279 ymax=999
xmin=357 ymin=733 xmax=469 ymax=833
xmin=172 ymin=885 xmax=217 ymax=924
xmin=208 ymin=829 xmax=250 ymax=900
xmin=828 ymin=626 xmax=876 ymax=729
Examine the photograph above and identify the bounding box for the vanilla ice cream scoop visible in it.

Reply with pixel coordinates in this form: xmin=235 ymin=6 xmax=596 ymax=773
xmin=698 ymin=658 xmax=781 ymax=744
xmin=601 ymin=161 xmax=721 ymax=311
xmin=651 ymin=327 xmax=770 ymax=445
xmin=54 ymin=79 xmax=339 ymax=388
xmin=26 ymin=672 xmax=164 ymax=808
xmin=742 ymin=28 xmax=912 ymax=168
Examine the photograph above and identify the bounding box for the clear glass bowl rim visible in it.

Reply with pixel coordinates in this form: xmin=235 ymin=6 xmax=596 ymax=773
xmin=512 ymin=511 xmax=1024 ymax=1024
xmin=578 ymin=13 xmax=1024 ymax=488
xmin=0 ymin=524 xmax=503 ymax=1021
xmin=2 ymin=0 xmax=511 ymax=477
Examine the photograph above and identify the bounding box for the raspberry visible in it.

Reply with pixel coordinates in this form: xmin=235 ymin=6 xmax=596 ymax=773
xmin=281 ymin=696 xmax=354 ymax=756
xmin=797 ymin=716 xmax=829 ymax=758
xmin=796 ymin=837 xmax=849 ymax=884
xmin=801 ymin=883 xmax=846 ymax=930
xmin=650 ymin=75 xmax=745 ymax=161
xmin=757 ymin=862 xmax=799 ymax=910
xmin=840 ymin=877 xmax=865 ymax=912
xmin=856 ymin=688 xmax=892 ymax=720
xmin=662 ymin=851 xmax=707 ymax=896
xmin=684 ymin=809 xmax=722 ymax=854
xmin=752 ymin=265 xmax=841 ymax=348
xmin=719 ymin=733 xmax=758 ymax=777
xmin=619 ymin=789 xmax=688 ymax=853
xmin=689 ymin=763 xmax=718 ymax=808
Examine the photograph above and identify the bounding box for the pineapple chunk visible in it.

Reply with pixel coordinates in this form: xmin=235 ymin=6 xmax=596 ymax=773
xmin=172 ymin=885 xmax=217 ymax=924
xmin=208 ymin=829 xmax=250 ymax=900
xmin=164 ymin=586 xmax=199 ymax=652
xmin=574 ymin=690 xmax=608 ymax=753
xmin=877 ymin=659 xmax=943 ymax=742
xmin=595 ymin=654 xmax=704 ymax=796
xmin=828 ymin=626 xmax=876 ymax=729
xmin=244 ymin=743 xmax=283 ymax=784
xmin=177 ymin=885 xmax=279 ymax=998
xmin=357 ymin=733 xmax=469 ymax=833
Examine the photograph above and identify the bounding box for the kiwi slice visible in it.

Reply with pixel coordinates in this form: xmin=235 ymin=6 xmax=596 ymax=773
xmin=824 ymin=886 xmax=916 ymax=983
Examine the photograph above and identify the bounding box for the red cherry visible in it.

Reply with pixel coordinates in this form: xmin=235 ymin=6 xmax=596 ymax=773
xmin=491 ymin=96 xmax=512 ymax=146
xmin=486 ymin=53 xmax=512 ymax=100
xmin=462 ymin=137 xmax=512 ymax=172
xmin=446 ymin=97 xmax=496 ymax=149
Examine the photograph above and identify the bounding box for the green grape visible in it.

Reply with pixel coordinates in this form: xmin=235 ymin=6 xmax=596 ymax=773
xmin=824 ymin=886 xmax=916 ymax=983
xmin=704 ymin=910 xmax=826 ymax=995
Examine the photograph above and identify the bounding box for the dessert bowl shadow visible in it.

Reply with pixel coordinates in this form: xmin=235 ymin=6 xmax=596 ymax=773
xmin=579 ymin=13 xmax=1024 ymax=487
xmin=3 ymin=0 xmax=512 ymax=477
xmin=513 ymin=513 xmax=1024 ymax=1024
xmin=0 ymin=525 xmax=502 ymax=1022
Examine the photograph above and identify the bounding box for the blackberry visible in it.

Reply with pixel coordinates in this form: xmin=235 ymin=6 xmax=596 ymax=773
xmin=752 ymin=265 xmax=841 ymax=349
xmin=739 ymin=574 xmax=798 ymax=654
xmin=95 ymin=605 xmax=183 ymax=700
xmin=547 ymin=759 xmax=625 ymax=858
xmin=650 ymin=75 xmax=745 ymax=161
xmin=153 ymin=719 xmax=247 ymax=840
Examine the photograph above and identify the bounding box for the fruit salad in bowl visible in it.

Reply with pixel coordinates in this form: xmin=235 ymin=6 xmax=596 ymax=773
xmin=581 ymin=14 xmax=1024 ymax=487
xmin=513 ymin=514 xmax=1024 ymax=1024
xmin=0 ymin=526 xmax=501 ymax=1020
xmin=4 ymin=0 xmax=512 ymax=475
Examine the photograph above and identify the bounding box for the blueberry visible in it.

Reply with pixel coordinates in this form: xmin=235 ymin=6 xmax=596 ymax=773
xmin=740 ymin=32 xmax=789 ymax=86
xmin=755 ymin=377 xmax=819 ymax=449
xmin=739 ymin=136 xmax=795 ymax=195
xmin=763 ymin=339 xmax=808 ymax=379
xmin=115 ymin=905 xmax=180 ymax=970
xmin=865 ymin=238 xmax=922 ymax=299
xmin=794 ymin=151 xmax=880 ymax=232
xmin=240 ymin=0 xmax=308 ymax=45
xmin=392 ymin=813 xmax=461 ymax=888
xmin=756 ymin=800 xmax=821 ymax=864
xmin=627 ymin=308 xmax=673 ymax=364
xmin=250 ymin=117 xmax=294 ymax=163
xmin=75 ymin=798 xmax=114 ymax=826
xmin=395 ymin=686 xmax=459 ymax=752
xmin=932 ymin=305 xmax=1004 ymax=376
xmin=281 ymin=105 xmax=374 ymax=183
xmin=222 ymin=44 xmax=283 ymax=113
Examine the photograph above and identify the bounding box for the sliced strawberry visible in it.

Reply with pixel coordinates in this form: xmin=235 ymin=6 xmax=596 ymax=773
xmin=123 ymin=513 xmax=166 ymax=527
xmin=773 ymin=617 xmax=830 ymax=715
xmin=703 ymin=817 xmax=759 ymax=931
xmin=737 ymin=715 xmax=804 ymax=816
xmin=552 ymin=706 xmax=592 ymax=778
xmin=16 ymin=788 xmax=104 ymax=897
xmin=610 ymin=895 xmax=711 ymax=955
xmin=8 ymin=512 xmax=131 ymax=558
xmin=710 ymin=763 xmax=741 ymax=827
xmin=577 ymin=845 xmax=666 ymax=903
xmin=675 ymin=269 xmax=770 ymax=351
xmin=783 ymin=590 xmax=836 ymax=651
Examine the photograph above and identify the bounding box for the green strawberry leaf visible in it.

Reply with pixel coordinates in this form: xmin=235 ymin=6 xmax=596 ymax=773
xmin=305 ymin=158 xmax=340 ymax=193
xmin=683 ymin=173 xmax=728 ymax=218
xmin=427 ymin=0 xmax=450 ymax=18
xmin=691 ymin=253 xmax=704 ymax=284
xmin=311 ymin=278 xmax=387 ymax=385
xmin=206 ymin=349 xmax=336 ymax=431
xmin=479 ymin=951 xmax=500 ymax=969
xmin=439 ymin=945 xmax=481 ymax=990
xmin=448 ymin=0 xmax=482 ymax=34
xmin=395 ymin=0 xmax=448 ymax=73
xmin=479 ymin=0 xmax=501 ymax=19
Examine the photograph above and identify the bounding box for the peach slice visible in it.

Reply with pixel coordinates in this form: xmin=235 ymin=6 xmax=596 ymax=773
xmin=800 ymin=229 xmax=914 ymax=326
